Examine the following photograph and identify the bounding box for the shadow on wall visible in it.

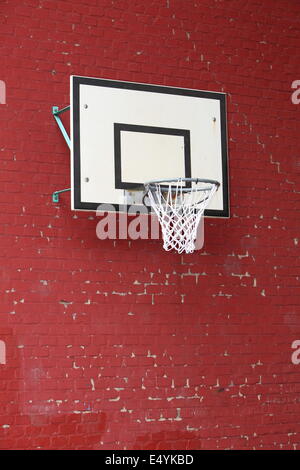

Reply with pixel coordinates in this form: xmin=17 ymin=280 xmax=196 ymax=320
xmin=0 ymin=328 xmax=108 ymax=450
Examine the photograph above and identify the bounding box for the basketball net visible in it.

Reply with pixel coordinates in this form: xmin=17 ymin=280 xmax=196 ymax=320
xmin=144 ymin=178 xmax=219 ymax=254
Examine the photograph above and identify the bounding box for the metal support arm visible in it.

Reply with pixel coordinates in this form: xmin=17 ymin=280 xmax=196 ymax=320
xmin=52 ymin=188 xmax=71 ymax=203
xmin=52 ymin=105 xmax=71 ymax=203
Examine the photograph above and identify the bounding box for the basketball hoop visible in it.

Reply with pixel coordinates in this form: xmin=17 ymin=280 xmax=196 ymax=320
xmin=144 ymin=178 xmax=220 ymax=254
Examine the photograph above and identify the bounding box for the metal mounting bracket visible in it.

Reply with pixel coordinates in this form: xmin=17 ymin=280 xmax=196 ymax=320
xmin=52 ymin=188 xmax=71 ymax=203
xmin=52 ymin=105 xmax=71 ymax=203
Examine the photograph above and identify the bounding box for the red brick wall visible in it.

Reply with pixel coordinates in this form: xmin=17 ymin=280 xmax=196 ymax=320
xmin=0 ymin=0 xmax=300 ymax=450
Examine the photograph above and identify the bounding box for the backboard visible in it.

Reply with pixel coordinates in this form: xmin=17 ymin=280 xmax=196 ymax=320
xmin=70 ymin=75 xmax=229 ymax=217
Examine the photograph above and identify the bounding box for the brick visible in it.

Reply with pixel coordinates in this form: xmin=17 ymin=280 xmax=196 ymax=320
xmin=0 ymin=0 xmax=299 ymax=452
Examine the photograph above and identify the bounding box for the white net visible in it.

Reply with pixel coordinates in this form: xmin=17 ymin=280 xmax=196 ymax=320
xmin=145 ymin=178 xmax=219 ymax=254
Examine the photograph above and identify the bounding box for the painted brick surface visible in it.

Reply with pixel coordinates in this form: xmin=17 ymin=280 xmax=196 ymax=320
xmin=0 ymin=0 xmax=300 ymax=450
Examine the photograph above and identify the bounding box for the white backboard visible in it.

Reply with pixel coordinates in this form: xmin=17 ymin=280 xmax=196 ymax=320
xmin=71 ymin=76 xmax=229 ymax=216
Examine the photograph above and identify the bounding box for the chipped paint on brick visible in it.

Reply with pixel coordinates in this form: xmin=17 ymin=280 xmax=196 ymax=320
xmin=0 ymin=0 xmax=299 ymax=452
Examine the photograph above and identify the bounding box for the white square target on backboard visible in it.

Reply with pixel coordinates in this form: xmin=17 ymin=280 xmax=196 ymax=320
xmin=70 ymin=75 xmax=229 ymax=217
